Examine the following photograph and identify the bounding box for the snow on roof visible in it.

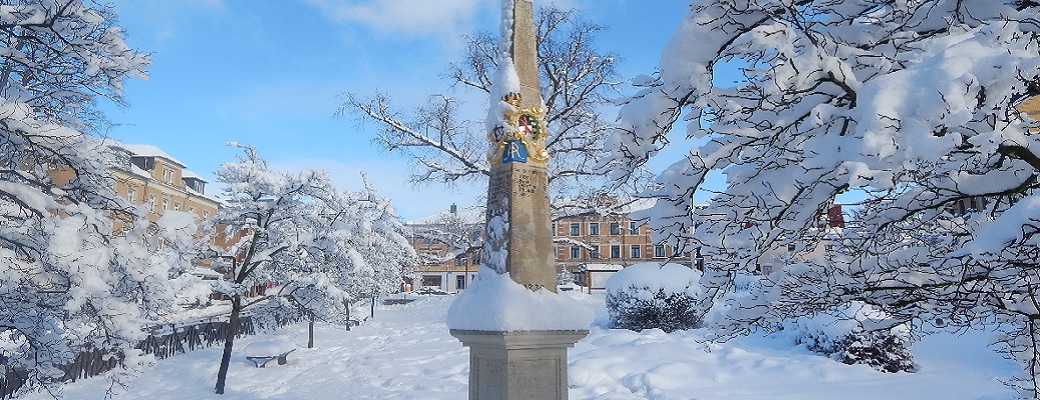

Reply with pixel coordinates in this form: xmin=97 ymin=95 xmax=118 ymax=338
xmin=181 ymin=169 xmax=207 ymax=182
xmin=120 ymin=143 xmax=187 ymax=168
xmin=617 ymin=198 xmax=656 ymax=214
xmin=553 ymin=197 xmax=657 ymax=220
xmin=186 ymin=187 xmax=225 ymax=205
xmin=128 ymin=164 xmax=151 ymax=179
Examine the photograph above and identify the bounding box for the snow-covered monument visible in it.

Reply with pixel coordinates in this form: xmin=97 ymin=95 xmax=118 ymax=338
xmin=446 ymin=1 xmax=591 ymax=399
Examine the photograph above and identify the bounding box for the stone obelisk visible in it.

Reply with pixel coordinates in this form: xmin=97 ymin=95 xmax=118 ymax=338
xmin=483 ymin=0 xmax=556 ymax=292
xmin=449 ymin=2 xmax=587 ymax=399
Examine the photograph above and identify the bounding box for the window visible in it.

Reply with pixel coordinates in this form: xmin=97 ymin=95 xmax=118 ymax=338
xmin=455 ymin=255 xmax=467 ymax=266
xmin=569 ymin=223 xmax=580 ymax=236
xmin=609 ymin=222 xmax=621 ymax=235
xmin=421 ymin=275 xmax=442 ymax=288
xmin=610 ymin=245 xmax=621 ymax=259
xmin=456 ymin=275 xmax=466 ymax=290
xmin=787 ymin=243 xmax=797 ymax=252
xmin=589 ymin=222 xmax=599 ymax=235
xmin=630 ymin=244 xmax=641 ymax=259
xmin=126 ymin=188 xmax=136 ymax=203
xmin=203 ymin=211 xmax=209 ymax=219
xmin=552 ymin=223 xmax=557 ymax=234
xmin=570 ymin=245 xmax=581 ymax=259
xmin=162 ymin=168 xmax=174 ymax=184
xmin=629 ymin=221 xmax=639 ymax=234
xmin=590 ymin=247 xmax=600 ymax=259
xmin=148 ymin=195 xmax=157 ymax=213
xmin=161 ymin=198 xmax=169 ymax=211
xmin=654 ymin=245 xmax=666 ymax=258
xmin=188 ymin=206 xmax=195 ymax=213
xmin=173 ymin=202 xmax=181 ymax=211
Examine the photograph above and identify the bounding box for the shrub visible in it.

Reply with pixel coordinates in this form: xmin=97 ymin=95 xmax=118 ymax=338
xmin=605 ymin=263 xmax=702 ymax=332
xmin=781 ymin=302 xmax=917 ymax=373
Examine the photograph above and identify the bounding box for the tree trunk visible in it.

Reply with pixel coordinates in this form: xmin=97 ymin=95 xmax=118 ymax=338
xmin=344 ymin=300 xmax=351 ymax=331
xmin=370 ymin=296 xmax=375 ymax=319
xmin=308 ymin=316 xmax=315 ymax=349
xmin=214 ymin=294 xmax=241 ymax=395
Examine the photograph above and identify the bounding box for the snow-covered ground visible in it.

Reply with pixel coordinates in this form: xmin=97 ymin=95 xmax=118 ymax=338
xmin=29 ymin=293 xmax=1018 ymax=399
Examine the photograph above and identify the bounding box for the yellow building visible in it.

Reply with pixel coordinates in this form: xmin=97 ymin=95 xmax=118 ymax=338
xmin=1022 ymin=95 xmax=1040 ymax=121
xmin=48 ymin=142 xmax=221 ymax=225
xmin=106 ymin=143 xmax=221 ymax=223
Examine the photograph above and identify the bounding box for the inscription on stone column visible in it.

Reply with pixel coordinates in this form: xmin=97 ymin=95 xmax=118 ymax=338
xmin=489 ymin=167 xmax=512 ymax=201
xmin=511 ymin=166 xmax=547 ymax=198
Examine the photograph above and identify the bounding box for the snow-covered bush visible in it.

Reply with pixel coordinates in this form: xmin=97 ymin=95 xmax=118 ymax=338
xmin=780 ymin=302 xmax=916 ymax=373
xmin=605 ymin=263 xmax=702 ymax=332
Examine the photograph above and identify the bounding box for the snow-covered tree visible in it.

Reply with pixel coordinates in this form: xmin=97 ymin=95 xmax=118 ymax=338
xmin=340 ymin=6 xmax=645 ymax=210
xmin=201 ymin=144 xmax=413 ymax=394
xmin=606 ymin=0 xmax=1040 ymax=396
xmin=0 ymin=0 xmax=167 ymax=395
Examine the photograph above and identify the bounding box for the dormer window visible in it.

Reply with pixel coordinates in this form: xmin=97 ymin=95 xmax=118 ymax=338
xmin=131 ymin=156 xmax=155 ymax=171
xmin=162 ymin=168 xmax=174 ymax=184
xmin=183 ymin=176 xmax=206 ymax=194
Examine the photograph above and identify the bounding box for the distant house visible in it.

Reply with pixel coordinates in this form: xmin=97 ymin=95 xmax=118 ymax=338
xmin=404 ymin=204 xmax=484 ymax=293
xmin=551 ymin=198 xmax=694 ymax=287
xmin=757 ymin=203 xmax=846 ymax=276
xmin=403 ymin=198 xmax=695 ymax=293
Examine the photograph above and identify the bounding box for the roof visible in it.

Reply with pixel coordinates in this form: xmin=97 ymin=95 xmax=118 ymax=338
xmin=119 ymin=143 xmax=187 ymax=168
xmin=407 ymin=206 xmax=485 ymax=226
xmin=584 ymin=263 xmax=625 ymax=271
xmin=552 ymin=196 xmax=657 ymax=219
xmin=181 ymin=169 xmax=207 ymax=182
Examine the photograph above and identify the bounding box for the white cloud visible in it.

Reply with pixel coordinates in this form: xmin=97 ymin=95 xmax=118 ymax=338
xmin=302 ymin=0 xmax=492 ymax=38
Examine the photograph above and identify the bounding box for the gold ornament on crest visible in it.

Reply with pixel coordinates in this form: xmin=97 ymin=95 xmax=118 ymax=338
xmin=488 ymin=92 xmax=550 ymax=164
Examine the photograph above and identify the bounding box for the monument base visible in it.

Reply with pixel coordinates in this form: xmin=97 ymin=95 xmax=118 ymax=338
xmin=450 ymin=329 xmax=588 ymax=400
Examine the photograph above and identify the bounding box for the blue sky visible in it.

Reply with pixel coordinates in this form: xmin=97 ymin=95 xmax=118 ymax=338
xmin=98 ymin=0 xmax=692 ymax=221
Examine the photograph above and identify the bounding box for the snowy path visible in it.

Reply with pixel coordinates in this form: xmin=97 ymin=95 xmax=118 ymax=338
xmin=26 ymin=293 xmax=1019 ymax=399
xmin=29 ymin=296 xmax=470 ymax=400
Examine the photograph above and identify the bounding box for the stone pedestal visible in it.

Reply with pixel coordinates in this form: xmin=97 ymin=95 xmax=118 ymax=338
xmin=450 ymin=330 xmax=587 ymax=400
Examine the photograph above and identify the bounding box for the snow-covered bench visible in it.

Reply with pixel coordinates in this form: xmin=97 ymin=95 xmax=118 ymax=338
xmin=244 ymin=340 xmax=296 ymax=368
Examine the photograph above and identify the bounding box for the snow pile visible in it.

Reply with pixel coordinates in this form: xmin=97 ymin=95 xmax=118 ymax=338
xmin=446 ymin=269 xmax=593 ymax=331
xmin=605 ymin=263 xmax=703 ymax=332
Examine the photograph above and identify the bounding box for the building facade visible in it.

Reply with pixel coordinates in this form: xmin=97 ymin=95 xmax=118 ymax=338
xmin=48 ymin=142 xmax=221 ymax=226
xmin=403 ymin=202 xmax=692 ymax=293
xmin=107 ymin=143 xmax=220 ymax=223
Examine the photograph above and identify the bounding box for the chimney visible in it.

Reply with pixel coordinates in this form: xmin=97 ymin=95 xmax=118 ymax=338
xmin=450 ymin=203 xmax=457 ymax=214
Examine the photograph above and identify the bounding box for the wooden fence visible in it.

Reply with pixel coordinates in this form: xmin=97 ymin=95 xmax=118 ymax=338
xmin=0 ymin=312 xmax=298 ymax=399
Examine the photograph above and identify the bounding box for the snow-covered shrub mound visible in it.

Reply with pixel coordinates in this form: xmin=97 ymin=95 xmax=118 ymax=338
xmin=780 ymin=302 xmax=916 ymax=373
xmin=605 ymin=263 xmax=702 ymax=332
